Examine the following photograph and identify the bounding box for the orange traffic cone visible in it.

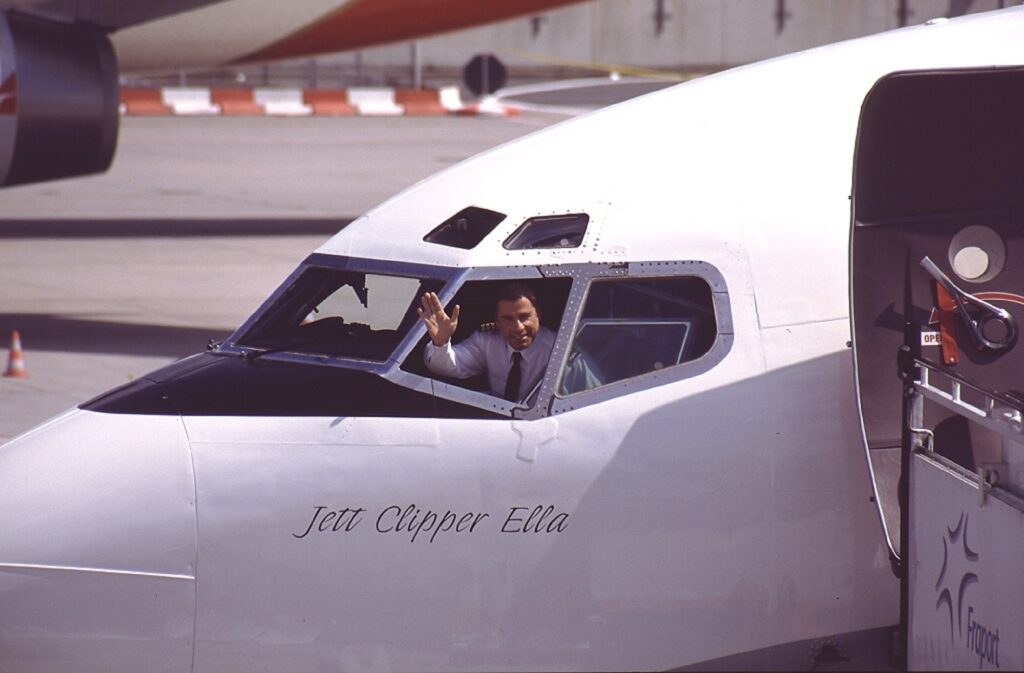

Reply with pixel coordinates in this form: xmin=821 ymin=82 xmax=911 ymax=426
xmin=3 ymin=330 xmax=28 ymax=378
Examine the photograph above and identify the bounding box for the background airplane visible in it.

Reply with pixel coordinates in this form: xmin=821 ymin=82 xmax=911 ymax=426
xmin=0 ymin=0 xmax=590 ymax=187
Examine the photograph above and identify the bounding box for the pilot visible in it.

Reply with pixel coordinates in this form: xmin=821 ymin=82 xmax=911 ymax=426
xmin=419 ymin=284 xmax=555 ymax=402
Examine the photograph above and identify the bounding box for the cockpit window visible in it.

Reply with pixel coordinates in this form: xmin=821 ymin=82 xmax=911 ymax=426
xmin=503 ymin=213 xmax=589 ymax=250
xmin=400 ymin=277 xmax=572 ymax=403
xmin=424 ymin=206 xmax=507 ymax=249
xmin=559 ymin=276 xmax=716 ymax=395
xmin=236 ymin=267 xmax=443 ymax=361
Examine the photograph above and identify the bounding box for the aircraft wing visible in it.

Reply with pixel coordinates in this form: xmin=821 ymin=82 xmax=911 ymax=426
xmin=110 ymin=0 xmax=589 ymax=73
xmin=0 ymin=0 xmax=588 ymax=188
xmin=0 ymin=0 xmax=226 ymax=30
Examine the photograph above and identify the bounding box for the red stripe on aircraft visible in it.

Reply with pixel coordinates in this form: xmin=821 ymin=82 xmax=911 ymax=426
xmin=0 ymin=73 xmax=16 ymax=115
xmin=927 ymin=290 xmax=1024 ymax=324
xmin=972 ymin=291 xmax=1024 ymax=306
xmin=235 ymin=0 xmax=588 ymax=64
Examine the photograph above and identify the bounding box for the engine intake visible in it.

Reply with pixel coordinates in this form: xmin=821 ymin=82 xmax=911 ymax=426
xmin=0 ymin=12 xmax=119 ymax=187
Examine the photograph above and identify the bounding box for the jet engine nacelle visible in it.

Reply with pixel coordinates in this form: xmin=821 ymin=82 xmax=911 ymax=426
xmin=0 ymin=11 xmax=118 ymax=187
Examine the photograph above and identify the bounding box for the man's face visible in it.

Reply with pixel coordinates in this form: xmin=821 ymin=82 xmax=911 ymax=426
xmin=497 ymin=297 xmax=540 ymax=350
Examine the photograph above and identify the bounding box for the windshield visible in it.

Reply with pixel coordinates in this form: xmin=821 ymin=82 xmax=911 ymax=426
xmin=236 ymin=266 xmax=443 ymax=361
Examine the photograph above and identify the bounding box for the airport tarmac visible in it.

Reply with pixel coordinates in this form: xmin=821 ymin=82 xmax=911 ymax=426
xmin=0 ymin=113 xmax=563 ymax=220
xmin=0 ymin=112 xmax=563 ymax=440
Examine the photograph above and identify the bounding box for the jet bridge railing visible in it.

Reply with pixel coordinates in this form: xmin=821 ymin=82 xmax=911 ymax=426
xmin=899 ymin=351 xmax=1024 ymax=670
xmin=902 ymin=354 xmax=1024 ymax=490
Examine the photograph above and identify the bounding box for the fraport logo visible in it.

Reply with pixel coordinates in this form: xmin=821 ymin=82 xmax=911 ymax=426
xmin=934 ymin=512 xmax=1000 ymax=668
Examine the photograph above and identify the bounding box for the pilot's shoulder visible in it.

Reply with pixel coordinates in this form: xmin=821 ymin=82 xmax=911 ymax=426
xmin=460 ymin=324 xmax=502 ymax=348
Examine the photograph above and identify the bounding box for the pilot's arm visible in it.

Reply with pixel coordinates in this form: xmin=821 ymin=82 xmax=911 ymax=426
xmin=423 ymin=332 xmax=488 ymax=379
xmin=560 ymin=347 xmax=604 ymax=394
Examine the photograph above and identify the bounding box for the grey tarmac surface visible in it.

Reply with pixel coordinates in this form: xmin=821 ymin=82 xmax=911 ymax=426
xmin=0 ymin=112 xmax=563 ymax=440
xmin=0 ymin=114 xmax=562 ymax=220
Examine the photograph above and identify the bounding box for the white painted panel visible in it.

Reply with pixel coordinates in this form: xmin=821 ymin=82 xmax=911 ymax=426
xmin=347 ymin=88 xmax=404 ymax=116
xmin=0 ymin=410 xmax=196 ymax=576
xmin=253 ymin=88 xmax=313 ymax=116
xmin=183 ymin=307 xmax=894 ymax=671
xmin=438 ymin=85 xmax=463 ymax=111
xmin=909 ymin=453 xmax=1024 ymax=671
xmin=0 ymin=409 xmax=197 ymax=672
xmin=0 ymin=567 xmax=194 ymax=673
xmin=162 ymin=87 xmax=220 ymax=115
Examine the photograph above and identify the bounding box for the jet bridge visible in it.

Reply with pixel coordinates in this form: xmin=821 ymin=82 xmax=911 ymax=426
xmin=851 ymin=67 xmax=1024 ymax=670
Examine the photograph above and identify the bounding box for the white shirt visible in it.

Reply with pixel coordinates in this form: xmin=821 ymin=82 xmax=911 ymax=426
xmin=423 ymin=327 xmax=555 ymax=401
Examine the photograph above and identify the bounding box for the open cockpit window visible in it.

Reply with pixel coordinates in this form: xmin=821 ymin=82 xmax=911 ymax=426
xmin=391 ymin=260 xmax=729 ymax=419
xmin=236 ymin=266 xmax=443 ymax=362
xmin=423 ymin=206 xmax=506 ymax=249
xmin=400 ymin=277 xmax=573 ymax=404
xmin=503 ymin=214 xmax=589 ymax=250
xmin=559 ymin=276 xmax=717 ymax=395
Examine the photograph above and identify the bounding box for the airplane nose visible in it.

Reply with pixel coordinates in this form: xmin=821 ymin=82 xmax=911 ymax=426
xmin=0 ymin=407 xmax=197 ymax=672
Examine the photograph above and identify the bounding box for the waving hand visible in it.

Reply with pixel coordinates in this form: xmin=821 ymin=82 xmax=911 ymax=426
xmin=418 ymin=292 xmax=460 ymax=346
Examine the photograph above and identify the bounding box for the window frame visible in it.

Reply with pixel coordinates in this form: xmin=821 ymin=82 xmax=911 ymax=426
xmin=502 ymin=213 xmax=590 ymax=250
xmin=389 ymin=259 xmax=731 ymax=420
xmin=558 ymin=316 xmax=697 ymax=394
xmin=217 ymin=253 xmax=464 ymax=375
xmin=214 ymin=255 xmax=731 ymax=420
xmin=387 ymin=264 xmax=552 ymax=417
xmin=546 ymin=260 xmax=733 ymax=417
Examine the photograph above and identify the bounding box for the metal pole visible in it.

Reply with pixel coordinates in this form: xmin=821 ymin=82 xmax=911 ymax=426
xmin=411 ymin=41 xmax=422 ymax=89
xmin=309 ymin=58 xmax=318 ymax=89
xmin=897 ymin=0 xmax=911 ymax=27
xmin=482 ymin=55 xmax=490 ymax=97
xmin=896 ymin=318 xmax=923 ymax=672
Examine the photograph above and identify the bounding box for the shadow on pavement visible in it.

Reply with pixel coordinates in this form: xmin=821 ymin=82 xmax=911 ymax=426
xmin=0 ymin=218 xmax=353 ymax=238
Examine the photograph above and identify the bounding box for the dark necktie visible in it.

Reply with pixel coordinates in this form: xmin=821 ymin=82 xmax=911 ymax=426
xmin=504 ymin=351 xmax=523 ymax=401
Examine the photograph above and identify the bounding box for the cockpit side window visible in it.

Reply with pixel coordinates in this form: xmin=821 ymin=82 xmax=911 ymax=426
xmin=401 ymin=277 xmax=572 ymax=404
xmin=236 ymin=266 xmax=443 ymax=362
xmin=559 ymin=276 xmax=717 ymax=395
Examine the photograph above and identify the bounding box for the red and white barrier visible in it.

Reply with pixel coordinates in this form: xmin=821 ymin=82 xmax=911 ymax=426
xmin=454 ymin=95 xmax=522 ymax=117
xmin=346 ymin=87 xmax=404 ymax=116
xmin=119 ymin=86 xmax=520 ymax=117
xmin=162 ymin=87 xmax=219 ymax=115
xmin=254 ymin=88 xmax=312 ymax=116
